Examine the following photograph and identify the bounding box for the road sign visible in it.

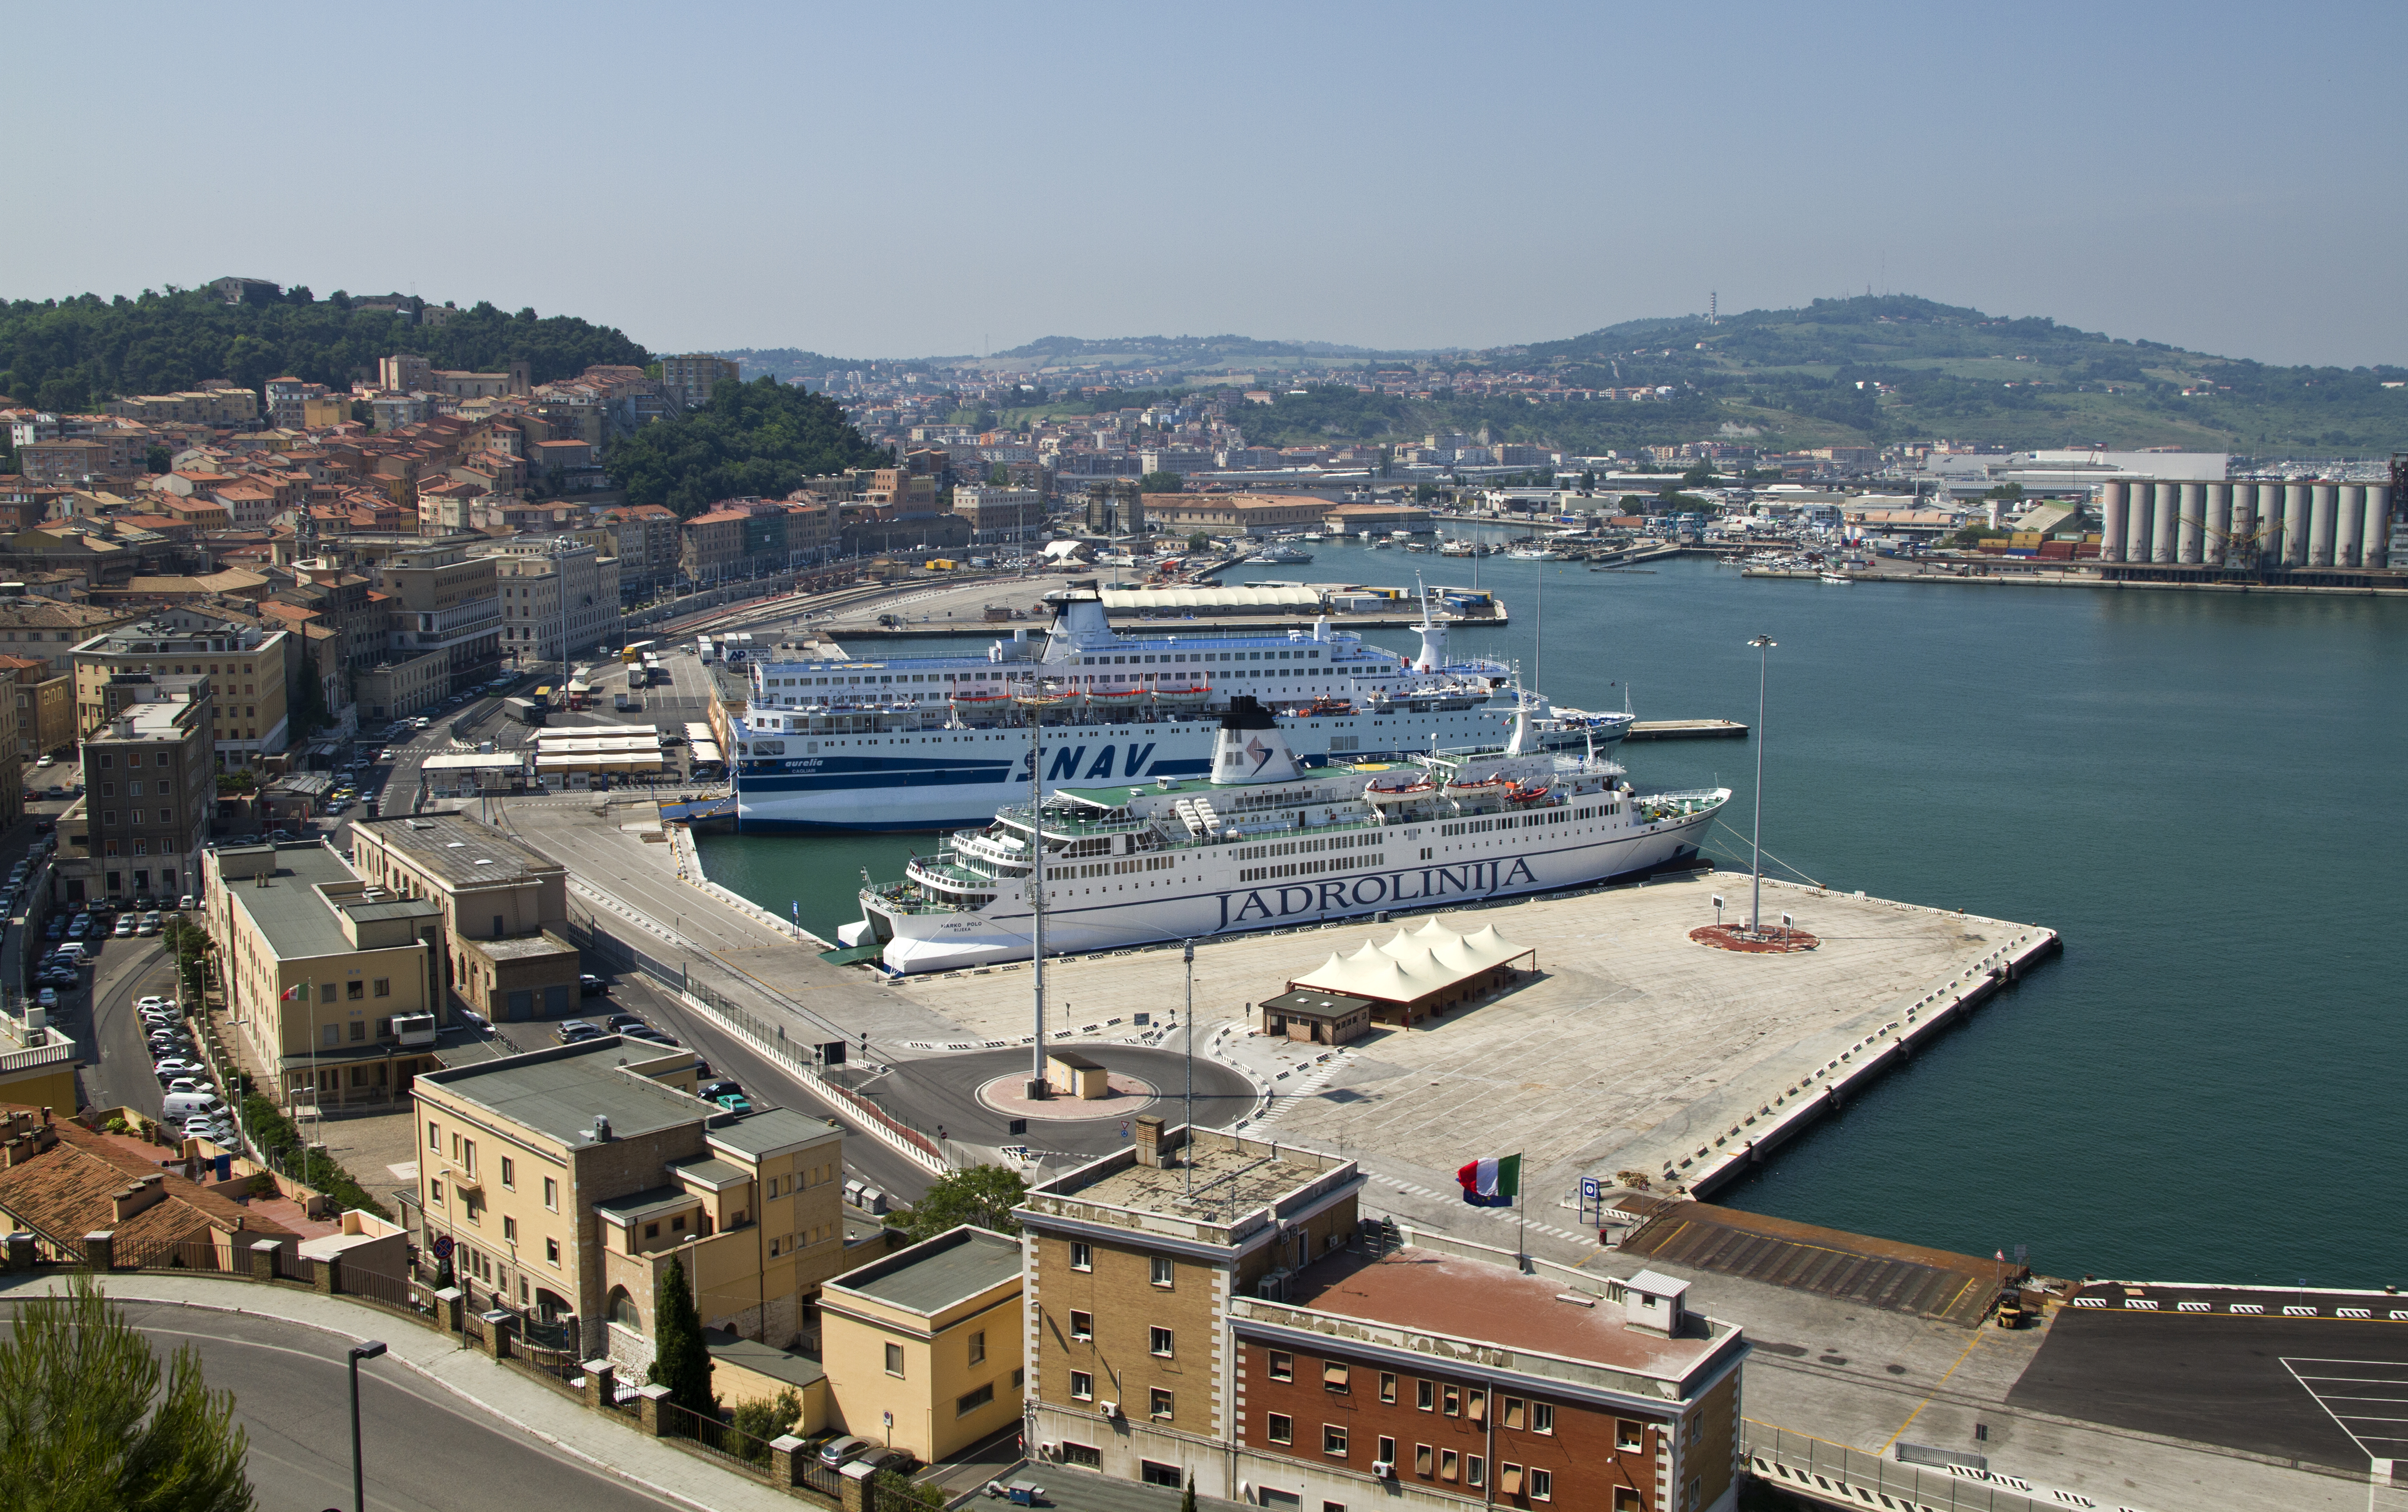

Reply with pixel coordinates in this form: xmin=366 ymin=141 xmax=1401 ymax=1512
xmin=432 ymin=1235 xmax=455 ymax=1260
xmin=1580 ymin=1177 xmax=1602 ymax=1202
xmin=1009 ymin=1119 xmax=1028 ymax=1136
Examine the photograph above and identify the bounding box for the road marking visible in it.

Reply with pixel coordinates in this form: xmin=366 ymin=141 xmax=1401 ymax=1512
xmin=1876 ymin=1327 xmax=1989 ymax=1456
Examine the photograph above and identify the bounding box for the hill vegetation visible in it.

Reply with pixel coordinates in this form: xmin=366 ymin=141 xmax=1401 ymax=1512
xmin=605 ymin=375 xmax=888 ymax=515
xmin=0 ymin=286 xmax=648 ymax=413
xmin=716 ymin=347 xmax=899 ymax=382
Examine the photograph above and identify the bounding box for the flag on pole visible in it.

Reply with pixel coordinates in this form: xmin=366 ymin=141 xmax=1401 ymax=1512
xmin=280 ymin=983 xmax=305 ymax=1002
xmin=1456 ymin=1154 xmax=1520 ymax=1207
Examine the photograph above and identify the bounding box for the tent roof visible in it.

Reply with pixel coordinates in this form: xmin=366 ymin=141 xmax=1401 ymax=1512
xmin=1288 ymin=917 xmax=1530 ymax=1004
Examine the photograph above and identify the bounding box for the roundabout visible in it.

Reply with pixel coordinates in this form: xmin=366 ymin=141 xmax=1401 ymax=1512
xmin=878 ymin=1044 xmax=1258 ymax=1157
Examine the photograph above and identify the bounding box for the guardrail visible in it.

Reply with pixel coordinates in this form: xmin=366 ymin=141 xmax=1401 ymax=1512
xmin=1741 ymin=1419 xmax=2146 ymax=1512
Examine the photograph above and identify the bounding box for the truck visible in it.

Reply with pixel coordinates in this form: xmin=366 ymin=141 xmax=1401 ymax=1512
xmin=503 ymin=697 xmax=548 ymax=727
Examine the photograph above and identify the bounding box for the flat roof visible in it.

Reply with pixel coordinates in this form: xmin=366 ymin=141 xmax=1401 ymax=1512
xmin=225 ymin=843 xmax=373 ymax=960
xmin=593 ymin=1184 xmax=699 ymax=1224
xmin=416 ymin=1038 xmax=704 ymax=1146
xmin=1288 ymin=1248 xmax=1726 ymax=1379
xmin=708 ymin=1106 xmax=840 ymax=1160
xmin=829 ymin=1226 xmax=1021 ymax=1316
xmin=359 ymin=812 xmax=560 ymax=887
xmin=703 ymin=1329 xmax=826 ymax=1389
xmin=464 ymin=935 xmax=577 ymax=962
xmin=1046 ymin=1131 xmax=1346 ymax=1226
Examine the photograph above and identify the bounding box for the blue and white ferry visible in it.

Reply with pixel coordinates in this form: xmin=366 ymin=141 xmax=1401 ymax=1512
xmin=728 ymin=581 xmax=1630 ymax=832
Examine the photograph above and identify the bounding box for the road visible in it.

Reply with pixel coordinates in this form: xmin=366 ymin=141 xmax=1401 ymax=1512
xmin=70 ymin=937 xmax=179 ymax=1120
xmin=0 ymin=1296 xmax=684 ymax=1512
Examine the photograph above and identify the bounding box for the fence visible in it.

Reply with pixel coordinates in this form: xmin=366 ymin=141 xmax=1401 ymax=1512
xmin=338 ymin=1264 xmax=421 ymax=1316
xmin=658 ymin=1397 xmax=780 ymax=1481
xmin=110 ymin=1237 xmax=236 ymax=1274
xmin=1742 ymin=1419 xmax=2071 ymax=1512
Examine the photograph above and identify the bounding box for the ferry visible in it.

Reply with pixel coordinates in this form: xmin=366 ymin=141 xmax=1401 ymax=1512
xmin=728 ymin=582 xmax=1629 ymax=831
xmin=843 ymin=697 xmax=1728 ymax=973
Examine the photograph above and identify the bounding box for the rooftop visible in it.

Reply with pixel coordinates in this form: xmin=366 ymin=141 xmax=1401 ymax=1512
xmin=706 ymin=1105 xmax=840 ymax=1161
xmin=703 ymin=1328 xmax=826 ymax=1389
xmin=1028 ymin=1128 xmax=1356 ymax=1233
xmin=221 ymin=843 xmax=382 ymax=960
xmin=359 ymin=813 xmax=563 ymax=888
xmin=828 ymin=1225 xmax=1022 ymax=1316
xmin=416 ymin=1038 xmax=708 ymax=1147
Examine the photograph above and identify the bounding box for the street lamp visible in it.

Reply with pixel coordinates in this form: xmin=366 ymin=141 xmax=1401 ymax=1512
xmin=1746 ymin=635 xmax=1776 ymax=935
xmin=1182 ymin=939 xmax=1195 ymax=1198
xmin=347 ymin=1340 xmax=387 ymax=1512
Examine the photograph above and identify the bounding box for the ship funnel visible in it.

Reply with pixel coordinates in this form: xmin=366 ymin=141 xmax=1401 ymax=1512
xmin=1414 ymin=581 xmax=1447 ymax=672
xmin=1210 ymin=695 xmax=1301 ymax=786
xmin=1043 ymin=583 xmax=1115 ymax=653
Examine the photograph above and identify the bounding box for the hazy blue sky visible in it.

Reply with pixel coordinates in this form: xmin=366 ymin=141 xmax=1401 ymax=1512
xmin=7 ymin=2 xmax=2402 ymax=366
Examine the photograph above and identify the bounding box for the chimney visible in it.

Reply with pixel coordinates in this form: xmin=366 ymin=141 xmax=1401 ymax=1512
xmin=112 ymin=1173 xmax=168 ymax=1222
xmin=1135 ymin=1115 xmax=1165 ymax=1168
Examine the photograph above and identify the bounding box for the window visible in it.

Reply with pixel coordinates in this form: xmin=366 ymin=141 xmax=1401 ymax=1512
xmin=1615 ymin=1418 xmax=1640 ymax=1452
xmin=322 ymin=1025 xmax=339 ymax=1047
xmin=1267 ymin=1350 xmax=1293 ymax=1382
xmin=1534 ymin=1402 xmax=1556 ymax=1436
xmin=1068 ymin=1310 xmax=1092 ymax=1341
xmin=500 ymin=1157 xmax=514 ymax=1189
xmin=428 ymin=1121 xmax=440 ymax=1149
xmin=543 ymin=1177 xmax=558 ymax=1211
xmin=1500 ymin=1465 xmax=1523 ymax=1496
xmin=1069 ymin=1371 xmax=1093 ymax=1401
xmin=1376 ymin=1436 xmax=1395 ymax=1467
xmin=1059 ymin=1443 xmax=1100 ymax=1469
xmin=884 ymin=1344 xmax=905 ymax=1377
xmin=1443 ymin=1384 xmax=1460 ymax=1416
xmin=430 ymin=1180 xmax=443 ymax=1204
xmin=1149 ymin=1387 xmax=1173 ymax=1420
xmin=1503 ymin=1397 xmax=1524 ymax=1430
xmin=1149 ymin=1326 xmax=1174 ymax=1358
xmin=462 ymin=1140 xmax=476 ymax=1175
xmin=1466 ymin=1457 xmax=1484 ymax=1488
xmin=1613 ymin=1493 xmax=1641 ymax=1512
xmin=1140 ymin=1462 xmax=1183 ymax=1489
xmin=545 ymin=1238 xmax=560 ymax=1266
xmin=347 ymin=981 xmax=365 ymax=1001
xmin=1069 ymin=1241 xmax=1092 ymax=1271
xmin=1322 ymin=1361 xmax=1348 ymax=1393
xmin=373 ymin=978 xmax=391 ymax=997
xmin=1417 ymin=1379 xmax=1435 ymax=1411
xmin=1467 ymin=1389 xmax=1485 ymax=1422
xmin=1414 ymin=1445 xmax=1432 ymax=1476
xmin=1528 ymin=1468 xmax=1552 ymax=1502
xmin=1379 ymin=1372 xmax=1396 ymax=1404
xmin=1150 ymin=1254 xmax=1174 ymax=1288
xmin=957 ymin=1383 xmax=994 ymax=1417
xmin=349 ymin=1019 xmax=366 ymax=1041
xmin=1439 ymin=1450 xmax=1459 ymax=1482
xmin=1266 ymin=1413 xmax=1293 ymax=1445
xmin=969 ymin=1330 xmax=986 ymax=1365
xmin=502 ymin=1216 xmax=517 ymax=1242
xmin=1322 ymin=1425 xmax=1348 ymax=1458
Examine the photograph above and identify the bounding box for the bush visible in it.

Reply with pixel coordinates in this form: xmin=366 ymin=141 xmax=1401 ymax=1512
xmin=728 ymin=1387 xmax=804 ymax=1461
xmin=237 ymin=1093 xmax=390 ymax=1220
xmin=873 ymin=1469 xmax=944 ymax=1512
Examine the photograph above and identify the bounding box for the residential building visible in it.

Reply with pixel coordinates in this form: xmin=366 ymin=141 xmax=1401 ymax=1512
xmin=0 ymin=1105 xmax=301 ymax=1267
xmin=660 ymin=354 xmax=740 ymax=410
xmin=1138 ymin=448 xmax=1217 ymax=478
xmin=819 ymin=1226 xmax=1026 ymax=1464
xmin=373 ymin=544 xmax=501 ymax=694
xmin=73 ymin=674 xmax=212 ymax=903
xmin=409 ymin=1039 xmax=860 ymax=1363
xmin=101 ymin=388 xmax=258 ymax=428
xmin=71 ymin=617 xmax=288 ymax=766
xmin=200 ymin=841 xmax=446 ymax=1116
xmin=951 ymin=486 xmax=1048 ymax=545
xmin=346 ymin=813 xmax=577 ymax=1023
xmin=266 ymin=377 xmax=336 ymax=429
xmin=0 ymin=1017 xmax=77 ymax=1112
xmin=1018 ymin=1122 xmax=1748 ymax=1512
xmin=476 ymin=539 xmax=622 ymax=670
xmin=0 ymin=598 xmax=144 ymax=675
xmin=378 ymin=355 xmax=435 ymax=393
xmin=1146 ymin=494 xmax=1331 ymax=537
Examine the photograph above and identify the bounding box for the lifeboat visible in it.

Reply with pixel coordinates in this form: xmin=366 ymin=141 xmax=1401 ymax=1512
xmin=1303 ymin=696 xmax=1355 ymax=716
xmin=1505 ymin=782 xmax=1552 ymax=804
xmin=1153 ymin=684 xmax=1213 ymax=705
xmin=1364 ymin=776 xmax=1436 ymax=806
xmin=1011 ymin=686 xmax=1069 ymax=708
xmin=950 ymin=690 xmax=1010 ymax=708
xmin=1442 ymin=772 xmax=1510 ymax=794
xmin=1085 ymin=686 xmax=1147 ymax=708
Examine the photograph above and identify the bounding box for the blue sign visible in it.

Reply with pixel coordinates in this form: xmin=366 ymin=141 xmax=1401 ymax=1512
xmin=432 ymin=1235 xmax=456 ymax=1260
xmin=1580 ymin=1177 xmax=1602 ymax=1202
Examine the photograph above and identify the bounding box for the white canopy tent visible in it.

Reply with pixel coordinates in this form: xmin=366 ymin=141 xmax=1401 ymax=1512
xmin=1287 ymin=917 xmax=1536 ymax=1026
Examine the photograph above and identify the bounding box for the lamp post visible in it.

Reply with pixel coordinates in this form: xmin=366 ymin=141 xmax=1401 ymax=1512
xmin=1182 ymin=939 xmax=1195 ymax=1198
xmin=347 ymin=1340 xmax=387 ymax=1512
xmin=1746 ymin=635 xmax=1777 ymax=936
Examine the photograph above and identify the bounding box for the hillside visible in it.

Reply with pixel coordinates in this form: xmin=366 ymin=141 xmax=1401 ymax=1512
xmin=605 ymin=375 xmax=888 ymax=516
xmin=0 ymin=286 xmax=648 ymax=412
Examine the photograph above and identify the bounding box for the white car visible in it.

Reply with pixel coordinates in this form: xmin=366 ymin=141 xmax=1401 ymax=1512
xmin=112 ymin=917 xmax=136 ymax=938
xmin=36 ymin=987 xmax=56 ymax=1007
xmin=34 ymin=753 xmax=53 ymax=768
xmin=136 ymin=995 xmax=168 ymax=1011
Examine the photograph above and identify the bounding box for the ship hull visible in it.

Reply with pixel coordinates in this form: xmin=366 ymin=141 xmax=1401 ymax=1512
xmin=861 ymin=801 xmax=1715 ymax=973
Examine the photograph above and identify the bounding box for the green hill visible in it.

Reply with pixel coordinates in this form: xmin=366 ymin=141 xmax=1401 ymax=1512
xmin=0 ymin=285 xmax=648 ymax=413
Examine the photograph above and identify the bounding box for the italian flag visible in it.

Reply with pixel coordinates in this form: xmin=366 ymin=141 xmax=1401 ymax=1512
xmin=1456 ymin=1154 xmax=1520 ymax=1207
xmin=280 ymin=983 xmax=305 ymax=1002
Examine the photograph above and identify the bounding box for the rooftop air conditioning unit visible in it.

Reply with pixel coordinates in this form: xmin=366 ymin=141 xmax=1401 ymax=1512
xmin=1098 ymin=1401 xmax=1120 ymax=1419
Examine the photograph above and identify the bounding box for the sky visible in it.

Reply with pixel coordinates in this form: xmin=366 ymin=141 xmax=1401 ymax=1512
xmin=5 ymin=1 xmax=2403 ymax=368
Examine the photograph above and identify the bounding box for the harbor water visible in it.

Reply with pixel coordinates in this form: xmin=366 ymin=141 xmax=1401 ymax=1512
xmin=698 ymin=535 xmax=2408 ymax=1288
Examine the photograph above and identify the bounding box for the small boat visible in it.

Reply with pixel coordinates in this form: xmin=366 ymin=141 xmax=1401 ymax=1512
xmin=1442 ymin=771 xmax=1510 ymax=794
xmin=1085 ymin=686 xmax=1147 ymax=708
xmin=1505 ymin=782 xmax=1552 ymax=805
xmin=1819 ymin=571 xmax=1853 ymax=584
xmin=1302 ymin=695 xmax=1355 ymax=716
xmin=1363 ymin=775 xmax=1437 ymax=806
xmin=949 ymin=690 xmax=1011 ymax=708
xmin=1505 ymin=546 xmax=1563 ymax=561
xmin=1011 ymin=687 xmax=1069 ymax=708
xmin=1153 ymin=683 xmax=1213 ymax=705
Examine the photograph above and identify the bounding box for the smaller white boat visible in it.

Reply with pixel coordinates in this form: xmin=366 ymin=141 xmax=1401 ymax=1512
xmin=1819 ymin=571 xmax=1853 ymax=584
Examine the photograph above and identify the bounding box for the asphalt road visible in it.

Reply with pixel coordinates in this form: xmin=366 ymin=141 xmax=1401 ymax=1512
xmin=873 ymin=1045 xmax=1256 ymax=1167
xmin=73 ymin=937 xmax=179 ymax=1120
xmin=0 ymin=1297 xmax=682 ymax=1512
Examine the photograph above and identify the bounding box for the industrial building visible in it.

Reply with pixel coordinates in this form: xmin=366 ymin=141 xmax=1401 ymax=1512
xmin=2097 ymin=479 xmax=2394 ymax=568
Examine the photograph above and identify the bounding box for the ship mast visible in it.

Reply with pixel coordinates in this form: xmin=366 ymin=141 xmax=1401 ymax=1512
xmin=1026 ymin=693 xmax=1047 ymax=1098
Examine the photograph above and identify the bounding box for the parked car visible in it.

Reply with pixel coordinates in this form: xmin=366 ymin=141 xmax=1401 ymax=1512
xmin=698 ymin=1079 xmax=743 ymax=1101
xmin=153 ymin=1058 xmax=206 ymax=1082
xmin=605 ymin=1013 xmax=647 ymax=1033
xmin=580 ymin=974 xmax=608 ymax=997
xmin=818 ymin=1436 xmax=873 ymax=1471
xmin=137 ymin=995 xmax=168 ymax=1011
xmin=163 ymin=1077 xmax=211 ymax=1097
xmin=178 ymin=893 xmax=196 ymax=909
xmin=112 ymin=917 xmax=137 ymax=938
xmin=625 ymin=1027 xmax=677 ymax=1047
xmin=35 ymin=988 xmax=56 ymax=1008
xmin=43 ymin=918 xmax=63 ymax=940
xmin=66 ymin=915 xmax=89 ymax=938
xmin=34 ymin=753 xmax=52 ymax=768
xmin=555 ymin=1020 xmax=602 ymax=1044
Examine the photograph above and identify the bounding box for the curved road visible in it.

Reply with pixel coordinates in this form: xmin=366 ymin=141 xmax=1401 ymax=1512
xmin=0 ymin=1298 xmax=682 ymax=1512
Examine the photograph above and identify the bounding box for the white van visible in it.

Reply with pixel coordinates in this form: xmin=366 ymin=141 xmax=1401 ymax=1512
xmin=161 ymin=1090 xmax=227 ymax=1121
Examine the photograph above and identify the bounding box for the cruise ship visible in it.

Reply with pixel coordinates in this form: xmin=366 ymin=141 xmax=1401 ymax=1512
xmin=842 ymin=697 xmax=1728 ymax=973
xmin=728 ymin=582 xmax=1632 ymax=831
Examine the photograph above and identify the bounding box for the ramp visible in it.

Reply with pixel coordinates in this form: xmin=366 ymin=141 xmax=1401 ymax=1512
xmin=1617 ymin=1199 xmax=2014 ymax=1327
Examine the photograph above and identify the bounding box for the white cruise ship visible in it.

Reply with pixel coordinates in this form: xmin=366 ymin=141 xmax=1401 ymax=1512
xmin=728 ymin=581 xmax=1629 ymax=832
xmin=841 ymin=697 xmax=1728 ymax=974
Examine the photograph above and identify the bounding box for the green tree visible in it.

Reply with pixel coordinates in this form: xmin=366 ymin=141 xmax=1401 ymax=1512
xmin=988 ymin=464 xmax=1010 ymax=486
xmin=1187 ymin=531 xmax=1210 ymax=552
xmin=902 ymin=1164 xmax=1028 ymax=1241
xmin=146 ymin=444 xmax=172 ymax=474
xmin=1680 ymin=461 xmax=1721 ymax=487
xmin=0 ymin=1273 xmax=253 ymax=1512
xmin=605 ymin=376 xmax=887 ymax=517
xmin=873 ymin=1468 xmax=944 ymax=1511
xmin=1983 ymin=482 xmax=2026 ymax=501
xmin=1139 ymin=470 xmax=1183 ymax=493
xmin=1182 ymin=1471 xmax=1198 ymax=1512
xmin=349 ymin=400 xmax=373 ymax=427
xmin=729 ymin=1387 xmax=804 ymax=1460
xmin=646 ymin=1253 xmax=714 ymax=1416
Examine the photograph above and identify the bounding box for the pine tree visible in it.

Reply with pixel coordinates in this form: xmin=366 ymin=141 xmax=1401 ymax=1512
xmin=0 ymin=1273 xmax=253 ymax=1512
xmin=645 ymin=1252 xmax=715 ymax=1417
xmin=1182 ymin=1471 xmax=1198 ymax=1512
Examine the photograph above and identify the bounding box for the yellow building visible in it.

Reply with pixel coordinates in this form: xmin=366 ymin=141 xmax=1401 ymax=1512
xmin=0 ymin=1016 xmax=78 ymax=1112
xmin=819 ymin=1225 xmax=1026 ymax=1464
xmin=411 ymin=1037 xmax=873 ymax=1372
xmin=72 ymin=614 xmax=291 ymax=765
xmin=202 ymin=840 xmax=446 ymax=1114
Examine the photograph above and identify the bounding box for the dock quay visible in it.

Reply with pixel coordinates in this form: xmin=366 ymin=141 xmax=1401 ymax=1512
xmin=1626 ymin=718 xmax=1750 ymax=740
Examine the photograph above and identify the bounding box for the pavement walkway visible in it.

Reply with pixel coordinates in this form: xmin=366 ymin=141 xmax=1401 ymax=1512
xmin=0 ymin=1270 xmax=810 ymax=1512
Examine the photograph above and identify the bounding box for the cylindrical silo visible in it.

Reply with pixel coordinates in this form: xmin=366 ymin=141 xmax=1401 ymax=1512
xmin=2177 ymin=482 xmax=2205 ymax=563
xmin=2100 ymin=481 xmax=2128 ymax=562
xmin=2204 ymin=483 xmax=2232 ymax=567
xmin=2364 ymin=485 xmax=2393 ymax=568
xmin=2309 ymin=483 xmax=2338 ymax=566
xmin=2232 ymin=483 xmax=2259 ymax=564
xmin=2152 ymin=482 xmax=2179 ymax=563
xmin=2249 ymin=483 xmax=2278 ymax=564
xmin=2335 ymin=486 xmax=2365 ymax=567
xmin=2124 ymin=479 xmax=2155 ymax=562
xmin=2284 ymin=484 xmax=2312 ymax=566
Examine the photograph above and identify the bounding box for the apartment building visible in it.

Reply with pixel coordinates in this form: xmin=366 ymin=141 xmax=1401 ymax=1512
xmin=71 ymin=616 xmax=289 ymax=765
xmin=75 ymin=675 xmax=212 ymax=903
xmin=476 ymin=538 xmax=623 ymax=669
xmin=4 ymin=654 xmax=76 ymax=759
xmin=659 ymin=354 xmax=740 ymax=409
xmin=374 ymin=544 xmax=501 ymax=693
xmin=409 ymin=1038 xmax=857 ymax=1363
xmin=202 ymin=841 xmax=445 ymax=1115
xmin=951 ymin=486 xmax=1048 ymax=545
xmin=818 ymin=1226 xmax=1026 ymax=1464
xmin=346 ymin=813 xmax=575 ymax=1023
xmin=1146 ymin=494 xmax=1331 ymax=537
xmin=1017 ymin=1121 xmax=1748 ymax=1512
xmin=0 ymin=598 xmax=144 ymax=675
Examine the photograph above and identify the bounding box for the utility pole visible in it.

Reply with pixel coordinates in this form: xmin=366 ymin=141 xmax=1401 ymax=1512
xmin=1746 ymin=635 xmax=1777 ymax=934
xmin=1027 ymin=698 xmax=1047 ymax=1099
xmin=1182 ymin=940 xmax=1195 ymax=1197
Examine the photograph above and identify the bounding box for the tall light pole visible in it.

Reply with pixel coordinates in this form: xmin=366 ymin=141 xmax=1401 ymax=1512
xmin=347 ymin=1340 xmax=387 ymax=1512
xmin=1182 ymin=939 xmax=1195 ymax=1198
xmin=1746 ymin=635 xmax=1777 ymax=935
